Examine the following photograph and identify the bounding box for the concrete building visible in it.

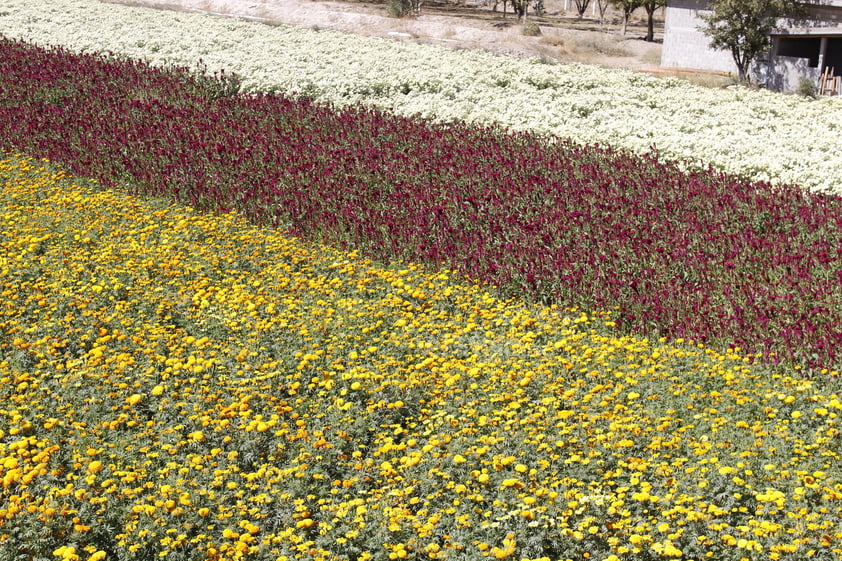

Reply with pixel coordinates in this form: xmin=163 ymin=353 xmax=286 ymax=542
xmin=660 ymin=0 xmax=842 ymax=93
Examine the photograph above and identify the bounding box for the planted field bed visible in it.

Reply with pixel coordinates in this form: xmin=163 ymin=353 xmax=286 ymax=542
xmin=2 ymin=0 xmax=842 ymax=194
xmin=1 ymin=38 xmax=841 ymax=371
xmin=2 ymin=154 xmax=842 ymax=561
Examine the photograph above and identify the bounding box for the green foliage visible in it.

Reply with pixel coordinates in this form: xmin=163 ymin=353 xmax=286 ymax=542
xmin=387 ymin=0 xmax=422 ymax=18
xmin=520 ymin=22 xmax=542 ymax=36
xmin=797 ymin=76 xmax=818 ymax=98
xmin=700 ymin=0 xmax=808 ymax=82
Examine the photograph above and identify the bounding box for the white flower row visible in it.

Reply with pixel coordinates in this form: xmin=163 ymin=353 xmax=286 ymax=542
xmin=2 ymin=0 xmax=842 ymax=194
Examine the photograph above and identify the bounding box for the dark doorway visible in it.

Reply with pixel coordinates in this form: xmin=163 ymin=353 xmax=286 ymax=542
xmin=823 ymin=37 xmax=842 ymax=73
xmin=777 ymin=36 xmax=821 ymax=67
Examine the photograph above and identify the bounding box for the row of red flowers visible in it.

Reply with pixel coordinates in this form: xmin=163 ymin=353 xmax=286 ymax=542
xmin=1 ymin=37 xmax=840 ymax=371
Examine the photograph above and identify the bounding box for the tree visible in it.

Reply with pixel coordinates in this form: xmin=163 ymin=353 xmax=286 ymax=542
xmin=387 ymin=0 xmax=423 ymax=17
xmin=595 ymin=0 xmax=610 ymax=27
xmin=573 ymin=0 xmax=591 ymax=19
xmin=700 ymin=0 xmax=808 ymax=82
xmin=641 ymin=0 xmax=666 ymax=42
xmin=610 ymin=0 xmax=642 ymax=35
xmin=492 ymin=0 xmax=509 ymax=17
xmin=511 ymin=0 xmax=530 ymax=20
xmin=495 ymin=0 xmax=531 ymax=20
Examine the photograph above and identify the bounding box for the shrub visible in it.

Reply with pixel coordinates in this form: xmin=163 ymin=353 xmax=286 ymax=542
xmin=521 ymin=22 xmax=542 ymax=36
xmin=797 ymin=77 xmax=818 ymax=98
xmin=387 ymin=0 xmax=422 ymax=18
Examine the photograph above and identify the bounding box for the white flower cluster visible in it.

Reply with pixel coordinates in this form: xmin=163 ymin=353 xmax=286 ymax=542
xmin=2 ymin=0 xmax=841 ymax=193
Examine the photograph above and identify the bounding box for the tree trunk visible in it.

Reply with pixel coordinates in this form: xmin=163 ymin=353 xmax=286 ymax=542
xmin=733 ymin=47 xmax=749 ymax=82
xmin=513 ymin=0 xmax=527 ymax=21
xmin=574 ymin=0 xmax=589 ymax=19
xmin=596 ymin=0 xmax=607 ymax=27
xmin=645 ymin=8 xmax=655 ymax=41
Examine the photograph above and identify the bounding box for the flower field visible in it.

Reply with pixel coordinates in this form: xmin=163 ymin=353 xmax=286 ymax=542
xmin=0 ymin=38 xmax=841 ymax=371
xmin=2 ymin=154 xmax=842 ymax=561
xmin=2 ymin=0 xmax=842 ymax=194
xmin=2 ymin=1 xmax=842 ymax=558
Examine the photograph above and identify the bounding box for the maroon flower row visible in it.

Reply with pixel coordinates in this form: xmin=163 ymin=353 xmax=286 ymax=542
xmin=1 ymin=37 xmax=840 ymax=371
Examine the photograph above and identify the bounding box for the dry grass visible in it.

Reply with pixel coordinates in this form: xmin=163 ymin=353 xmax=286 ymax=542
xmin=572 ymin=33 xmax=631 ymax=58
xmin=640 ymin=47 xmax=662 ymax=66
xmin=538 ymin=27 xmax=567 ymax=47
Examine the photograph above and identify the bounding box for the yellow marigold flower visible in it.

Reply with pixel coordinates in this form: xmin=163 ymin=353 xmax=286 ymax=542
xmin=629 ymin=534 xmax=647 ymax=545
xmin=490 ymin=535 xmax=516 ymax=559
xmin=652 ymin=540 xmax=683 ymax=557
xmin=87 ymin=460 xmax=103 ymax=474
xmin=87 ymin=552 xmax=107 ymax=561
xmin=499 ymin=455 xmax=516 ymax=466
xmin=125 ymin=394 xmax=143 ymax=406
xmin=52 ymin=546 xmax=79 ymax=561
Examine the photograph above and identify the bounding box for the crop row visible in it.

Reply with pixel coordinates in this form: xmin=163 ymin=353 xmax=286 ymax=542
xmin=1 ymin=37 xmax=841 ymax=371
xmin=2 ymin=153 xmax=842 ymax=561
xmin=1 ymin=0 xmax=841 ymax=193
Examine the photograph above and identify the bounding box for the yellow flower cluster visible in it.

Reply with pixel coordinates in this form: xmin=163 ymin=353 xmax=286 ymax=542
xmin=1 ymin=153 xmax=842 ymax=561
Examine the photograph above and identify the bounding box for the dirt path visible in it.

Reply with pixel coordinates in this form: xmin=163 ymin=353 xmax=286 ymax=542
xmin=103 ymin=0 xmax=665 ymax=70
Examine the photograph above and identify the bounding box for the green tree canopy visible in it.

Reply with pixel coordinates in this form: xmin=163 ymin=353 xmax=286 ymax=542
xmin=701 ymin=0 xmax=808 ymax=82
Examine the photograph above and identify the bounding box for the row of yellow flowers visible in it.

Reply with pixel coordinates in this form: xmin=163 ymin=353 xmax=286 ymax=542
xmin=1 ymin=153 xmax=841 ymax=560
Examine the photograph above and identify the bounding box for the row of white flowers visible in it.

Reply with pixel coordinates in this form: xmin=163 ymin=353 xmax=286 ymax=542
xmin=3 ymin=0 xmax=842 ymax=193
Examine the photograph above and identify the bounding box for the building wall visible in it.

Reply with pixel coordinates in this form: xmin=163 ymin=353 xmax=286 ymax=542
xmin=802 ymin=4 xmax=842 ymax=26
xmin=763 ymin=55 xmax=821 ymax=91
xmin=660 ymin=0 xmax=737 ymax=73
